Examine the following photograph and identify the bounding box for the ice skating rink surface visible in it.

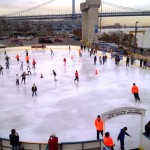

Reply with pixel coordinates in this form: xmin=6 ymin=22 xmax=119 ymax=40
xmin=0 ymin=46 xmax=150 ymax=149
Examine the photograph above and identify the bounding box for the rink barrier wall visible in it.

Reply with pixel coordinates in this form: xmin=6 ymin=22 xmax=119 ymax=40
xmin=0 ymin=138 xmax=102 ymax=150
xmin=140 ymin=133 xmax=150 ymax=150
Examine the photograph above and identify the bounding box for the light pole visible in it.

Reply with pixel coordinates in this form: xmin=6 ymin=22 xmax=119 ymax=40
xmin=134 ymin=21 xmax=139 ymax=53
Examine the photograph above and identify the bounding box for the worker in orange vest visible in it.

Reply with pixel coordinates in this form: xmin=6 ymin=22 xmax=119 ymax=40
xmin=26 ymin=56 xmax=29 ymax=64
xmin=16 ymin=54 xmax=20 ymax=61
xmin=95 ymin=115 xmax=103 ymax=140
xmin=104 ymin=132 xmax=115 ymax=150
xmin=131 ymin=83 xmax=141 ymax=102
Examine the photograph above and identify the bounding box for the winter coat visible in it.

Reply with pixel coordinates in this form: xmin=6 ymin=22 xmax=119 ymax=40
xmin=131 ymin=85 xmax=139 ymax=93
xmin=32 ymin=86 xmax=37 ymax=91
xmin=104 ymin=136 xmax=114 ymax=147
xmin=9 ymin=133 xmax=19 ymax=146
xmin=118 ymin=128 xmax=130 ymax=141
xmin=48 ymin=137 xmax=58 ymax=150
xmin=95 ymin=118 xmax=103 ymax=131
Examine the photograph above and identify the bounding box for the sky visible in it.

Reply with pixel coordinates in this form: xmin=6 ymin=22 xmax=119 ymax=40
xmin=0 ymin=0 xmax=150 ymax=26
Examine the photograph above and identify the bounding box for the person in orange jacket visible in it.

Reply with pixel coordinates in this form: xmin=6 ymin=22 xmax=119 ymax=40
xmin=16 ymin=54 xmax=20 ymax=61
xmin=131 ymin=83 xmax=141 ymax=102
xmin=104 ymin=132 xmax=115 ymax=150
xmin=95 ymin=115 xmax=103 ymax=140
xmin=26 ymin=56 xmax=29 ymax=64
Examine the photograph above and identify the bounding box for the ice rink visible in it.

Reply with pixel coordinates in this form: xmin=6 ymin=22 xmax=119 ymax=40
xmin=0 ymin=46 xmax=150 ymax=149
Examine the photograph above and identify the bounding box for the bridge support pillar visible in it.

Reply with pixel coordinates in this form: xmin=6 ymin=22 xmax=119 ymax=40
xmin=80 ymin=0 xmax=100 ymax=45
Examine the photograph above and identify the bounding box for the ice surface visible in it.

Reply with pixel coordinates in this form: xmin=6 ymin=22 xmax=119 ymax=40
xmin=0 ymin=46 xmax=150 ymax=150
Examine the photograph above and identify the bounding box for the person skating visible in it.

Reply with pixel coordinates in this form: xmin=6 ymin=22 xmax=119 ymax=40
xmin=48 ymin=133 xmax=58 ymax=150
xmin=143 ymin=59 xmax=147 ymax=69
xmin=16 ymin=54 xmax=20 ymax=62
xmin=102 ymin=55 xmax=105 ymax=64
xmin=31 ymin=84 xmax=37 ymax=96
xmin=126 ymin=56 xmax=129 ymax=67
xmin=104 ymin=132 xmax=115 ymax=150
xmin=27 ymin=66 xmax=32 ymax=75
xmin=131 ymin=83 xmax=141 ymax=102
xmin=94 ymin=55 xmax=97 ymax=65
xmin=50 ymin=49 xmax=54 ymax=56
xmin=140 ymin=58 xmax=143 ymax=67
xmin=21 ymin=72 xmax=27 ymax=84
xmin=99 ymin=56 xmax=102 ymax=65
xmin=0 ymin=65 xmax=4 ymax=75
xmin=16 ymin=74 xmax=19 ymax=85
xmin=52 ymin=70 xmax=57 ymax=81
xmin=20 ymin=62 xmax=23 ymax=70
xmin=9 ymin=129 xmax=19 ymax=150
xmin=74 ymin=70 xmax=79 ymax=82
xmin=69 ymin=46 xmax=71 ymax=53
xmin=117 ymin=127 xmax=131 ymax=150
xmin=25 ymin=49 xmax=28 ymax=56
xmin=5 ymin=55 xmax=10 ymax=63
xmin=26 ymin=56 xmax=29 ymax=64
xmin=94 ymin=115 xmax=103 ymax=140
xmin=6 ymin=61 xmax=9 ymax=69
xmin=63 ymin=58 xmax=66 ymax=66
xmin=32 ymin=59 xmax=36 ymax=69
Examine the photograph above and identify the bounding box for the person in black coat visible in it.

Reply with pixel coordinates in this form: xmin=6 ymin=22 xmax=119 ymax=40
xmin=32 ymin=84 xmax=37 ymax=96
xmin=145 ymin=121 xmax=150 ymax=136
xmin=9 ymin=129 xmax=19 ymax=150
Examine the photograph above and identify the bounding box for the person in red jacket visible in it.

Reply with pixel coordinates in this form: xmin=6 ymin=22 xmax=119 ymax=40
xmin=32 ymin=59 xmax=36 ymax=69
xmin=95 ymin=115 xmax=104 ymax=140
xmin=16 ymin=54 xmax=20 ymax=61
xmin=131 ymin=83 xmax=141 ymax=102
xmin=48 ymin=133 xmax=58 ymax=150
xmin=104 ymin=132 xmax=115 ymax=150
xmin=74 ymin=70 xmax=79 ymax=82
xmin=63 ymin=58 xmax=66 ymax=66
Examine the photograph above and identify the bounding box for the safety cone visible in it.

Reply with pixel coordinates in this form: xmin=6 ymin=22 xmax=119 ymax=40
xmin=40 ymin=73 xmax=43 ymax=78
xmin=95 ymin=69 xmax=98 ymax=75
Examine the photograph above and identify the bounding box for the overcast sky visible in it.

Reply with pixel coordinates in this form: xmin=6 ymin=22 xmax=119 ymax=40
xmin=0 ymin=0 xmax=150 ymax=25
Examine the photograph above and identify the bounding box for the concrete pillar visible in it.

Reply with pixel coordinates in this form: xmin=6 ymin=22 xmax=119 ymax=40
xmin=80 ymin=0 xmax=100 ymax=45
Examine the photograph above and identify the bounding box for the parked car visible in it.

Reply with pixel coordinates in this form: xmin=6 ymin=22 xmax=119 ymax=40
xmin=39 ymin=37 xmax=53 ymax=43
xmin=54 ymin=38 xmax=63 ymax=42
xmin=74 ymin=36 xmax=81 ymax=41
xmin=9 ymin=39 xmax=24 ymax=46
xmin=0 ymin=43 xmax=6 ymax=48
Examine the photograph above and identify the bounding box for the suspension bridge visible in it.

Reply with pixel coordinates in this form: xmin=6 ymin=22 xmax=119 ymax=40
xmin=0 ymin=0 xmax=150 ymax=20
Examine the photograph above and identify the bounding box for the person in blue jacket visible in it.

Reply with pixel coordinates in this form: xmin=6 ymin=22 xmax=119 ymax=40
xmin=117 ymin=127 xmax=131 ymax=150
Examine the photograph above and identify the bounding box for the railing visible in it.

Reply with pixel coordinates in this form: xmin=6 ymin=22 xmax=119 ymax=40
xmin=0 ymin=138 xmax=102 ymax=150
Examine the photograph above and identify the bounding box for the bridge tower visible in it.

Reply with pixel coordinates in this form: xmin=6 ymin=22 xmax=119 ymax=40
xmin=80 ymin=0 xmax=100 ymax=45
xmin=72 ymin=0 xmax=75 ymax=19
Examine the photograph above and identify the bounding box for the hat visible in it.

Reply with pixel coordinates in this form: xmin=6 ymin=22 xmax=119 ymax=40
xmin=51 ymin=133 xmax=56 ymax=137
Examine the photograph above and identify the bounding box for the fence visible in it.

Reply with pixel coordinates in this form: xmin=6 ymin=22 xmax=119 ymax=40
xmin=0 ymin=138 xmax=102 ymax=150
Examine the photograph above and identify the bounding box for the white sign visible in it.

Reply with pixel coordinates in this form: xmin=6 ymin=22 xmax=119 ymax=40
xmin=101 ymin=107 xmax=146 ymax=121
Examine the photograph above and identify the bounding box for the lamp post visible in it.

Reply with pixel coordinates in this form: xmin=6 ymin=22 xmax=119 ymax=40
xmin=134 ymin=21 xmax=139 ymax=53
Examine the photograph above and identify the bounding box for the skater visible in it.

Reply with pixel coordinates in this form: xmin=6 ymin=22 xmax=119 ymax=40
xmin=25 ymin=49 xmax=28 ymax=56
xmin=131 ymin=55 xmax=134 ymax=65
xmin=131 ymin=83 xmax=141 ymax=102
xmin=50 ymin=49 xmax=54 ymax=56
xmin=52 ymin=70 xmax=57 ymax=81
xmin=99 ymin=56 xmax=102 ymax=65
xmin=16 ymin=74 xmax=19 ymax=85
xmin=69 ymin=46 xmax=71 ymax=53
xmin=31 ymin=84 xmax=37 ymax=96
xmin=26 ymin=55 xmax=29 ymax=64
xmin=117 ymin=127 xmax=131 ymax=150
xmin=95 ymin=115 xmax=103 ymax=140
xmin=6 ymin=61 xmax=9 ymax=69
xmin=102 ymin=55 xmax=105 ymax=64
xmin=104 ymin=55 xmax=107 ymax=62
xmin=79 ymin=49 xmax=82 ymax=57
xmin=143 ymin=59 xmax=147 ymax=69
xmin=48 ymin=133 xmax=58 ymax=150
xmin=104 ymin=132 xmax=115 ymax=150
xmin=9 ymin=129 xmax=19 ymax=150
xmin=4 ymin=50 xmax=6 ymax=55
xmin=94 ymin=55 xmax=97 ymax=65
xmin=140 ymin=58 xmax=143 ymax=67
xmin=5 ymin=55 xmax=10 ymax=63
xmin=0 ymin=65 xmax=4 ymax=75
xmin=21 ymin=72 xmax=27 ymax=84
xmin=20 ymin=62 xmax=23 ymax=70
xmin=140 ymin=48 xmax=144 ymax=55
xmin=126 ymin=56 xmax=129 ymax=67
xmin=63 ymin=58 xmax=66 ymax=66
xmin=74 ymin=70 xmax=79 ymax=82
xmin=16 ymin=54 xmax=20 ymax=62
xmin=32 ymin=59 xmax=36 ymax=69
xmin=27 ymin=66 xmax=32 ymax=75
